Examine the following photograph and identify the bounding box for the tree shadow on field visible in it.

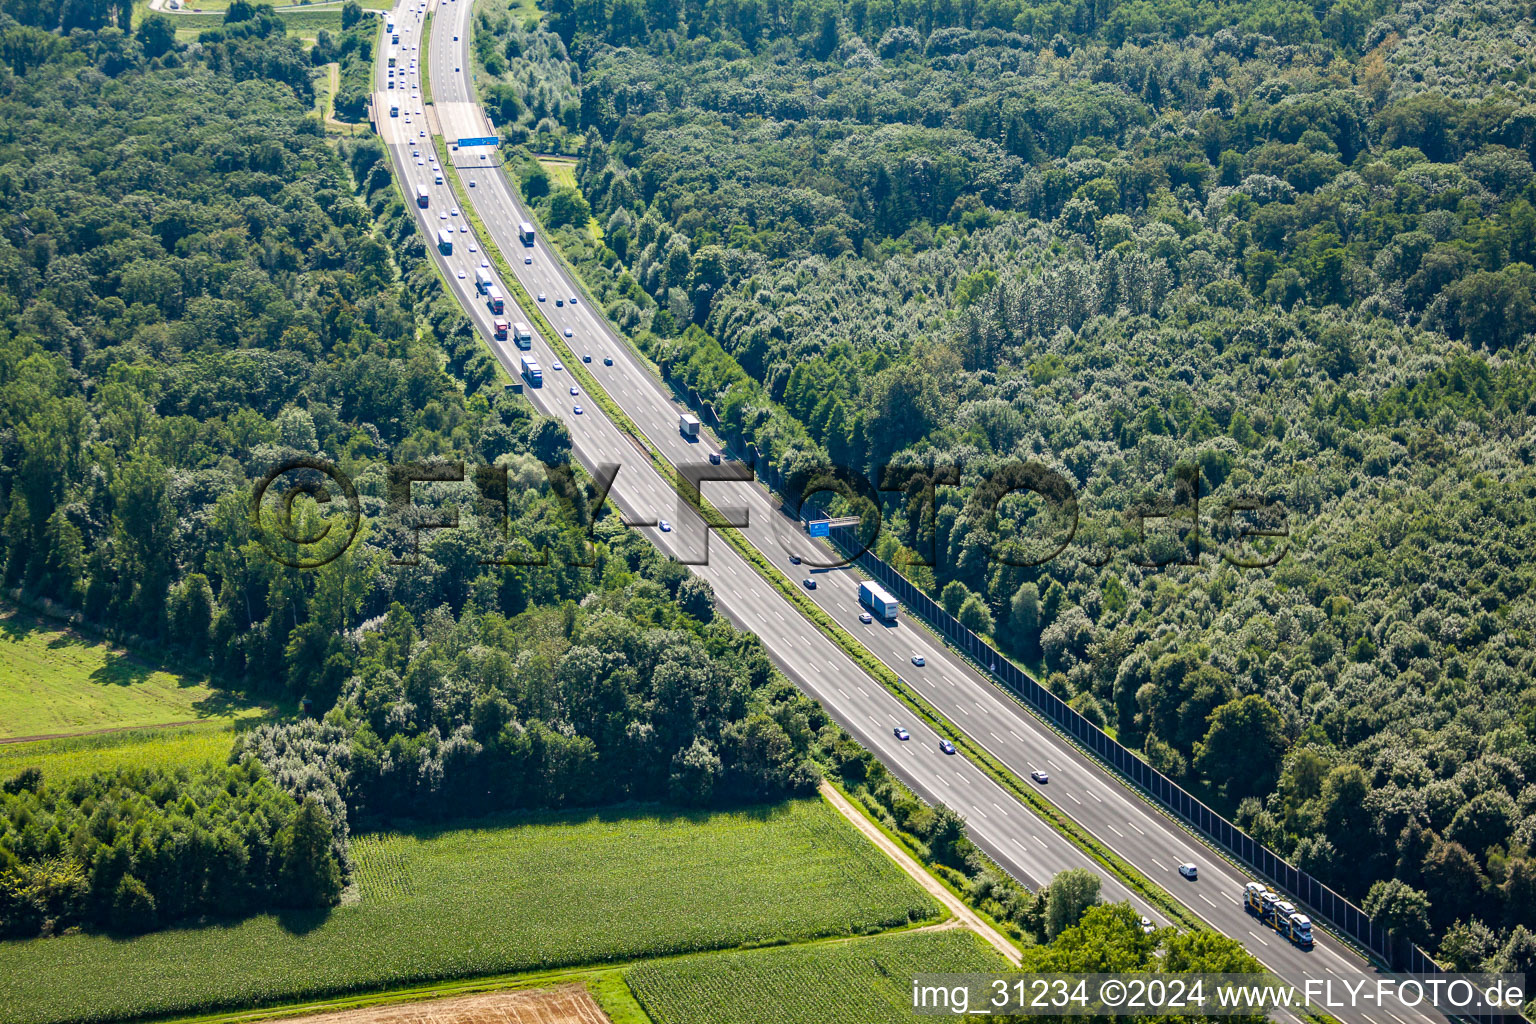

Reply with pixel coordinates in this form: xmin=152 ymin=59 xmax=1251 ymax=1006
xmin=276 ymin=906 xmax=334 ymax=936
xmin=2 ymin=608 xmax=70 ymax=646
xmin=89 ymin=651 xmax=157 ymax=687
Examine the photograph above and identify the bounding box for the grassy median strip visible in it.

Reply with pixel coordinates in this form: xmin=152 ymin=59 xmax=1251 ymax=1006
xmin=430 ymin=139 xmax=1196 ymax=921
xmin=418 ymin=12 xmax=434 ymax=104
xmin=429 ymin=139 xmax=1237 ymax=956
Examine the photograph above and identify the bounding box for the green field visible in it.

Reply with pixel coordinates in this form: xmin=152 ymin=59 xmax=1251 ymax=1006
xmin=0 ymin=609 xmax=271 ymax=740
xmin=0 ymin=798 xmax=940 ymax=1024
xmin=627 ymin=928 xmax=1009 ymax=1024
xmin=535 ymin=158 xmax=603 ymax=241
xmin=0 ymin=722 xmax=241 ymax=786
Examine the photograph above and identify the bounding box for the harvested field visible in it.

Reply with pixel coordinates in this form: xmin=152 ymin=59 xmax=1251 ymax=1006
xmin=268 ymin=987 xmax=609 ymax=1024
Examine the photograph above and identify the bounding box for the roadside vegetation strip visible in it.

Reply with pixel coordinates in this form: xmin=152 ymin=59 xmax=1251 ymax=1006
xmin=626 ymin=928 xmax=1008 ymax=1024
xmin=0 ymin=799 xmax=938 ymax=1024
xmin=426 ymin=130 xmax=1198 ymax=939
xmin=418 ymin=11 xmax=433 ymax=105
xmin=818 ymin=782 xmax=1021 ymax=965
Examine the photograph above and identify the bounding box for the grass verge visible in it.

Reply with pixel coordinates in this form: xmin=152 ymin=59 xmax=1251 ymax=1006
xmin=419 ymin=11 xmax=434 ymax=105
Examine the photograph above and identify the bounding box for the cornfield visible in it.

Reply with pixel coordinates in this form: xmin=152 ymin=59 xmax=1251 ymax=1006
xmin=627 ymin=928 xmax=1010 ymax=1024
xmin=0 ymin=799 xmax=938 ymax=1024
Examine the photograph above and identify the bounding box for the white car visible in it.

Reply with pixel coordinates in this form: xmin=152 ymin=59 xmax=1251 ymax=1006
xmin=537 ymin=292 xmax=546 ymax=302
xmin=524 ymin=256 xmax=532 ymax=264
xmin=894 ymin=727 xmax=909 ymax=740
xmin=659 ymin=520 xmax=672 ymax=532
xmin=552 ymin=361 xmax=563 ymax=371
xmin=563 ymin=328 xmax=573 ymax=337
xmin=469 ymin=180 xmax=476 ymax=187
xmin=572 ymin=404 xmax=583 ymax=415
xmin=1030 ymin=770 xmax=1049 ymax=784
xmin=469 ymin=243 xmax=478 ymax=252
xmin=419 ymin=130 xmax=425 ymax=137
xmin=859 ymin=612 xmax=873 ymax=624
xmin=911 ymin=654 xmax=925 ymax=666
xmin=450 ymin=207 xmax=459 ymax=216
xmin=416 ymin=158 xmax=424 ymax=166
xmin=458 ymin=225 xmax=468 ymax=233
xmin=438 ymin=211 xmax=447 ymax=220
xmin=1178 ymin=863 xmax=1199 ymax=880
xmin=569 ymin=386 xmax=580 ymax=396
xmin=455 ymin=269 xmax=464 ymax=279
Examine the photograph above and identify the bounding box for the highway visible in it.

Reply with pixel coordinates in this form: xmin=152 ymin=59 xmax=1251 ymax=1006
xmin=375 ymin=8 xmax=1442 ymax=1023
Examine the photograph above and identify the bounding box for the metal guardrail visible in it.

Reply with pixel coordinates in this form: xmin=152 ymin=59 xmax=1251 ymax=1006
xmin=782 ymin=510 xmax=1494 ymax=1019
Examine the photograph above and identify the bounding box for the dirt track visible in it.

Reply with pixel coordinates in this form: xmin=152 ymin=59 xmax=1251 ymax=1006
xmin=820 ymin=782 xmax=1024 ymax=965
xmin=265 ymin=986 xmax=611 ymax=1024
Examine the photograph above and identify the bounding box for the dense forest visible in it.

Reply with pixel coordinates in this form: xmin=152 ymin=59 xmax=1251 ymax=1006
xmin=0 ymin=4 xmax=819 ymax=940
xmin=474 ymin=0 xmax=1536 ymax=971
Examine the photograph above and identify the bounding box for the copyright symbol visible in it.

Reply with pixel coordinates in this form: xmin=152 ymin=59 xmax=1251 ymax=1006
xmin=1100 ymin=980 xmax=1126 ymax=1008
xmin=251 ymin=457 xmax=361 ymax=569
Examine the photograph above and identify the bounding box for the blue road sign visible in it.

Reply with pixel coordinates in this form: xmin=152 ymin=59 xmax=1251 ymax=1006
xmin=808 ymin=520 xmax=830 ymax=538
xmin=457 ymin=136 xmax=499 ymax=148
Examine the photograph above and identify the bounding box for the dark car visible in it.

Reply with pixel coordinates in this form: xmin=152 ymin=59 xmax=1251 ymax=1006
xmin=894 ymin=727 xmax=910 ymax=741
xmin=709 ymin=452 xmax=722 ymax=465
xmin=1030 ymin=769 xmax=1049 ymax=784
xmin=939 ymin=740 xmax=956 ymax=755
xmin=802 ymin=578 xmax=817 ymax=590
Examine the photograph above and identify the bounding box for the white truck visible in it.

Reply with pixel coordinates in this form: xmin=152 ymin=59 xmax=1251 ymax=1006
xmin=680 ymin=414 xmax=700 ymax=437
xmin=475 ymin=267 xmax=493 ymax=293
xmin=859 ymin=580 xmax=899 ymax=621
xmin=521 ymin=356 xmax=542 ymax=387
xmin=512 ymin=322 xmax=532 ymax=350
